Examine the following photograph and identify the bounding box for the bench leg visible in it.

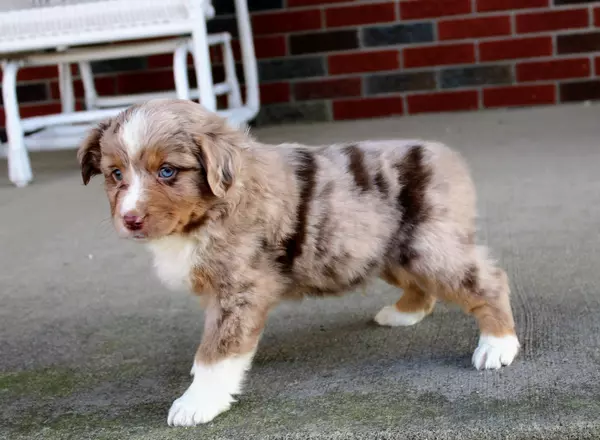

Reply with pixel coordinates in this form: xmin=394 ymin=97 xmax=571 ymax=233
xmin=58 ymin=62 xmax=75 ymax=113
xmin=78 ymin=61 xmax=98 ymax=110
xmin=222 ymin=34 xmax=242 ymax=109
xmin=2 ymin=61 xmax=32 ymax=188
xmin=235 ymin=0 xmax=259 ymax=118
xmin=174 ymin=42 xmax=191 ymax=100
xmin=190 ymin=13 xmax=216 ymax=112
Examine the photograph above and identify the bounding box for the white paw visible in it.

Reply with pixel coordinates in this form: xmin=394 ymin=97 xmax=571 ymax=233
xmin=374 ymin=305 xmax=426 ymax=327
xmin=472 ymin=334 xmax=520 ymax=370
xmin=167 ymin=352 xmax=255 ymax=427
xmin=167 ymin=386 xmax=233 ymax=426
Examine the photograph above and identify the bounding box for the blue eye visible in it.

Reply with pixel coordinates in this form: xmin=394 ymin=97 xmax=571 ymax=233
xmin=158 ymin=165 xmax=177 ymax=179
xmin=112 ymin=169 xmax=123 ymax=181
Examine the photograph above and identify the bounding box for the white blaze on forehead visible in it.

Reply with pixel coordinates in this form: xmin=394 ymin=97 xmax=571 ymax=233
xmin=120 ymin=171 xmax=144 ymax=215
xmin=120 ymin=108 xmax=148 ymax=157
xmin=119 ymin=109 xmax=148 ymax=217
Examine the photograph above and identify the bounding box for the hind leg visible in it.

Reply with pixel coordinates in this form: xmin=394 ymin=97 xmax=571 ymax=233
xmin=435 ymin=253 xmax=520 ymax=370
xmin=374 ymin=269 xmax=436 ymax=327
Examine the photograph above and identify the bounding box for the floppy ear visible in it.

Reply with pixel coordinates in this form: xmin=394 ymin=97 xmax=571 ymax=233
xmin=194 ymin=132 xmax=241 ymax=198
xmin=77 ymin=121 xmax=109 ymax=185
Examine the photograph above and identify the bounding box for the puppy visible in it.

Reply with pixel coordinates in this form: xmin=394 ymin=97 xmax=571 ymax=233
xmin=77 ymin=99 xmax=519 ymax=427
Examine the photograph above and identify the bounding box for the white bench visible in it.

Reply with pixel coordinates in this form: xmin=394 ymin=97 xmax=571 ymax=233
xmin=0 ymin=0 xmax=260 ymax=187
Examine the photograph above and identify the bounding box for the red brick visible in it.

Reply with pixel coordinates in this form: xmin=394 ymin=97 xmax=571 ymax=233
xmin=294 ymin=78 xmax=361 ymax=101
xmin=147 ymin=54 xmax=173 ymax=69
xmin=229 ymin=43 xmax=242 ymax=62
xmin=260 ymin=82 xmax=290 ymax=104
xmin=596 ymin=56 xmax=600 ymax=75
xmin=517 ymin=58 xmax=590 ymax=82
xmin=328 ymin=50 xmax=399 ymax=75
xmin=333 ymin=96 xmax=404 ymax=120
xmin=252 ymin=9 xmax=321 ymax=35
xmin=19 ymin=102 xmax=62 ymax=118
xmin=19 ymin=66 xmax=59 ymax=81
xmin=400 ymin=0 xmax=471 ymax=20
xmin=560 ymin=79 xmax=600 ymax=102
xmin=254 ymin=35 xmax=287 ymax=59
xmin=483 ymin=84 xmax=556 ymax=108
xmin=215 ymin=37 xmax=286 ymax=64
xmin=557 ymin=32 xmax=600 ymax=55
xmin=49 ymin=82 xmax=62 ymax=99
xmin=326 ymin=3 xmax=395 ymax=28
xmin=148 ymin=53 xmax=194 ymax=68
xmin=438 ymin=16 xmax=511 ymax=41
xmin=116 ymin=70 xmax=175 ymax=94
xmin=210 ymin=46 xmax=224 ymax=64
xmin=479 ymin=36 xmax=553 ymax=61
xmin=516 ymin=9 xmax=588 ymax=34
xmin=50 ymin=77 xmax=116 ymax=99
xmin=0 ymin=105 xmax=61 ymax=124
xmin=477 ymin=0 xmax=548 ymax=12
xmin=288 ymin=0 xmax=347 ymax=6
xmin=217 ymin=94 xmax=229 ymax=110
xmin=407 ymin=90 xmax=479 ymax=114
xmin=594 ymin=7 xmax=600 ymax=27
xmin=211 ymin=65 xmax=227 ymax=85
xmin=290 ymin=30 xmax=358 ymax=55
xmin=403 ymin=43 xmax=474 ymax=68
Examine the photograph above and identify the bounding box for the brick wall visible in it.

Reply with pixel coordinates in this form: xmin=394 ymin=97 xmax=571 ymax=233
xmin=3 ymin=0 xmax=600 ymax=135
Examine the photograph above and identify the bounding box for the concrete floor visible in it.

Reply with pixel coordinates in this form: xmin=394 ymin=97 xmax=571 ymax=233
xmin=1 ymin=104 xmax=600 ymax=439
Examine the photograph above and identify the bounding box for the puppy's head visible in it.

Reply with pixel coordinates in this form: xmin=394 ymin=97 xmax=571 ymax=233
xmin=77 ymin=99 xmax=244 ymax=241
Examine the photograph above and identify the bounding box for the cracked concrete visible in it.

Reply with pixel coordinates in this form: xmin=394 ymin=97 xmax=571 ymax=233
xmin=1 ymin=103 xmax=600 ymax=439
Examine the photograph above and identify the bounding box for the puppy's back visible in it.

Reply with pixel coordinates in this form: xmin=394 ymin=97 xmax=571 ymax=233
xmin=260 ymin=138 xmax=476 ymax=295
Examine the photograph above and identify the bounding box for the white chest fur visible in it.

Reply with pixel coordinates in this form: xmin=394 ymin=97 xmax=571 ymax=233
xmin=147 ymin=235 xmax=199 ymax=291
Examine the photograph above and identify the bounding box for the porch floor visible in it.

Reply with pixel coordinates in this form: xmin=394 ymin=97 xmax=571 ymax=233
xmin=1 ymin=103 xmax=600 ymax=439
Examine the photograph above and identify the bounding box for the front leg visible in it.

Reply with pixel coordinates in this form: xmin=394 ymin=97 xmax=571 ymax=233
xmin=168 ymin=292 xmax=270 ymax=426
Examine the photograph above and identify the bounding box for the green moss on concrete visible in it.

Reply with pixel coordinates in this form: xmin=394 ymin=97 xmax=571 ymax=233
xmin=0 ymin=368 xmax=85 ymax=398
xmin=0 ymin=360 xmax=152 ymax=400
xmin=3 ymin=373 xmax=600 ymax=440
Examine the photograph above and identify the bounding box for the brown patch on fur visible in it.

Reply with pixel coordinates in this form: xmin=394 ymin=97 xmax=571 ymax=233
xmin=394 ymin=283 xmax=436 ymax=315
xmin=431 ymin=263 xmax=515 ymax=338
xmin=383 ymin=256 xmax=516 ymax=339
xmin=344 ymin=145 xmax=371 ymax=192
xmin=277 ymin=150 xmax=317 ymax=272
xmin=392 ymin=145 xmax=433 ymax=266
xmin=191 ymin=266 xmax=213 ymax=295
xmin=191 ymin=150 xmax=215 ymax=199
xmin=462 ymin=265 xmax=479 ymax=293
xmin=143 ymin=148 xmax=168 ymax=172
xmin=374 ymin=171 xmax=389 ymax=197
xmin=193 ymin=131 xmax=240 ymax=198
xmin=77 ymin=120 xmax=111 ymax=184
xmin=195 ymin=275 xmax=280 ymax=364
xmin=313 ymin=255 xmax=378 ymax=295
xmin=249 ymin=238 xmax=270 ymax=269
xmin=182 ymin=213 xmax=210 ymax=234
xmin=315 ymin=181 xmax=335 ymax=258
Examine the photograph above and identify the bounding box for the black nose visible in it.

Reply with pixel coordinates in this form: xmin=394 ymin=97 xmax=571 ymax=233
xmin=123 ymin=214 xmax=144 ymax=231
